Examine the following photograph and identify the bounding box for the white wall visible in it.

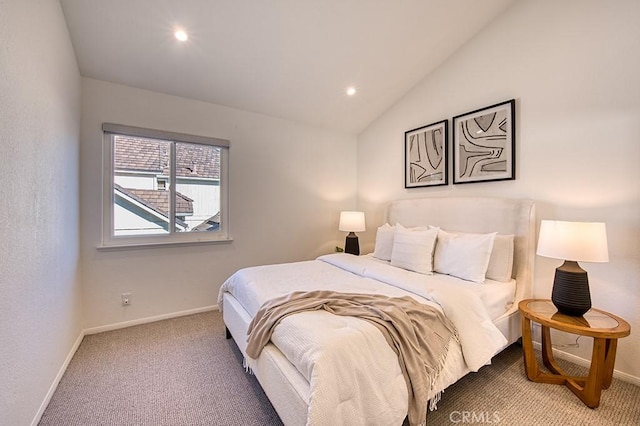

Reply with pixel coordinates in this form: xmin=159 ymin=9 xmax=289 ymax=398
xmin=0 ymin=0 xmax=82 ymax=424
xmin=80 ymin=78 xmax=357 ymax=329
xmin=358 ymin=0 xmax=640 ymax=382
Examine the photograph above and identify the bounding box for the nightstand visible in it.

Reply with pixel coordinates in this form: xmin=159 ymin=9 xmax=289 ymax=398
xmin=518 ymin=299 xmax=630 ymax=408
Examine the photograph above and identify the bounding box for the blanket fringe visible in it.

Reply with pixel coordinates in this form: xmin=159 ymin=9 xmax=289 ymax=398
xmin=242 ymin=357 xmax=254 ymax=375
xmin=427 ymin=334 xmax=455 ymax=412
xmin=429 ymin=390 xmax=443 ymax=411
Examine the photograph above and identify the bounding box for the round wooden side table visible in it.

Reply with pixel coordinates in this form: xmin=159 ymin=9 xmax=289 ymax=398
xmin=518 ymin=299 xmax=630 ymax=408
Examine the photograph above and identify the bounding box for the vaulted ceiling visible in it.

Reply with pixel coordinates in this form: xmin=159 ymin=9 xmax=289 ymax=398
xmin=60 ymin=0 xmax=514 ymax=134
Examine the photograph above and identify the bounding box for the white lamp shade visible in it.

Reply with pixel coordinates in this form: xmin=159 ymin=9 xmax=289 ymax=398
xmin=537 ymin=220 xmax=609 ymax=263
xmin=339 ymin=211 xmax=366 ymax=232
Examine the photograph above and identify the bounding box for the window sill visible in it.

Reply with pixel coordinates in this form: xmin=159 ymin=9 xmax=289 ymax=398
xmin=97 ymin=237 xmax=233 ymax=251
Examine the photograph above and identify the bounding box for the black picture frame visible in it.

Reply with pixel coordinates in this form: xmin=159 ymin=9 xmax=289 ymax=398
xmin=404 ymin=119 xmax=448 ymax=188
xmin=452 ymin=99 xmax=515 ymax=184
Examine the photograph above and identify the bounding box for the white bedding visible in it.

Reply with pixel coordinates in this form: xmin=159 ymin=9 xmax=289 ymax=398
xmin=218 ymin=253 xmax=511 ymax=426
xmin=364 ymin=254 xmax=516 ymax=321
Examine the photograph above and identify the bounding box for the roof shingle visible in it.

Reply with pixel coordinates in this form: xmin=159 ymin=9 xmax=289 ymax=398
xmin=114 ymin=136 xmax=220 ymax=179
xmin=116 ymin=184 xmax=193 ymax=217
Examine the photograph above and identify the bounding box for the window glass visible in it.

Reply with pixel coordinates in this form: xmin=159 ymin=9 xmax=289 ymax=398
xmin=113 ymin=136 xmax=172 ymax=235
xmin=174 ymin=142 xmax=221 ymax=233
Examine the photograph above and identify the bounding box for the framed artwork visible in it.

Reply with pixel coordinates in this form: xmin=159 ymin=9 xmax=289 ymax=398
xmin=452 ymin=99 xmax=515 ymax=184
xmin=404 ymin=119 xmax=448 ymax=188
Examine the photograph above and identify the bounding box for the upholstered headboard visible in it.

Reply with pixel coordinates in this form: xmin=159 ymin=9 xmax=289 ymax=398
xmin=385 ymin=197 xmax=536 ymax=317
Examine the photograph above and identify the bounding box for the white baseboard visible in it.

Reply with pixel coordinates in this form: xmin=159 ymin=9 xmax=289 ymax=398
xmin=83 ymin=305 xmax=218 ymax=335
xmin=32 ymin=305 xmax=219 ymax=425
xmin=532 ymin=341 xmax=640 ymax=387
xmin=31 ymin=330 xmax=85 ymax=426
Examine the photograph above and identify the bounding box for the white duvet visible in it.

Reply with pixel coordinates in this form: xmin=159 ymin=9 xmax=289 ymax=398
xmin=218 ymin=253 xmax=508 ymax=426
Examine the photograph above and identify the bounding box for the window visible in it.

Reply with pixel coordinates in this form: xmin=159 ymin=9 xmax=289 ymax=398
xmin=101 ymin=123 xmax=230 ymax=248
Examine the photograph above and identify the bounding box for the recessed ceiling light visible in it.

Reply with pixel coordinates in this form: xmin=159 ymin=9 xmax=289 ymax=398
xmin=346 ymin=87 xmax=356 ymax=96
xmin=174 ymin=29 xmax=188 ymax=41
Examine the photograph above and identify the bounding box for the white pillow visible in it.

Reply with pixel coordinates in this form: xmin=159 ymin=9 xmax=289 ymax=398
xmin=390 ymin=224 xmax=438 ymax=274
xmin=373 ymin=223 xmax=395 ymax=261
xmin=433 ymin=229 xmax=496 ymax=283
xmin=485 ymin=234 xmax=515 ymax=283
xmin=430 ymin=227 xmax=515 ymax=283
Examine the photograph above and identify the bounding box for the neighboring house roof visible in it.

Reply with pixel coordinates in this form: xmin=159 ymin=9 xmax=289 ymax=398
xmin=192 ymin=212 xmax=221 ymax=232
xmin=114 ymin=137 xmax=166 ymax=174
xmin=115 ymin=184 xmax=193 ymax=218
xmin=114 ymin=136 xmax=220 ymax=179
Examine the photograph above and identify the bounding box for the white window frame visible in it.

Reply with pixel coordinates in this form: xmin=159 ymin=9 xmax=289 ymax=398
xmin=100 ymin=123 xmax=231 ymax=249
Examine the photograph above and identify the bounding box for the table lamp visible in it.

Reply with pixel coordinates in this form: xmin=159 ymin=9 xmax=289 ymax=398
xmin=339 ymin=211 xmax=365 ymax=255
xmin=536 ymin=220 xmax=609 ymax=316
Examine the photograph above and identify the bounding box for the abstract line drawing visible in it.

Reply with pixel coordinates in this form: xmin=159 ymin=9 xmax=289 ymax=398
xmin=452 ymin=99 xmax=515 ymax=184
xmin=404 ymin=119 xmax=448 ymax=188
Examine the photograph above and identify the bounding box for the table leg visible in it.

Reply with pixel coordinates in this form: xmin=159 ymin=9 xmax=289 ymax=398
xmin=521 ymin=319 xmax=582 ymax=385
xmin=540 ymin=327 xmax=586 ymax=385
xmin=541 ymin=326 xmax=559 ymax=372
xmin=602 ymin=338 xmax=618 ymax=389
xmin=521 ymin=315 xmax=540 ymax=380
xmin=565 ymin=337 xmax=607 ymax=408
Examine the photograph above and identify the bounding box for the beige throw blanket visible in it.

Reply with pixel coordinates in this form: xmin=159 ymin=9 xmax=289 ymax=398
xmin=246 ymin=291 xmax=458 ymax=426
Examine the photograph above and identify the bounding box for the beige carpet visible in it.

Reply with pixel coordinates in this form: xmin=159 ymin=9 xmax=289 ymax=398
xmin=426 ymin=339 xmax=640 ymax=425
xmin=40 ymin=311 xmax=281 ymax=426
xmin=40 ymin=311 xmax=640 ymax=425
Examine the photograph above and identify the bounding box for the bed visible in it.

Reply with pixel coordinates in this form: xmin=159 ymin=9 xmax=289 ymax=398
xmin=217 ymin=196 xmax=535 ymax=426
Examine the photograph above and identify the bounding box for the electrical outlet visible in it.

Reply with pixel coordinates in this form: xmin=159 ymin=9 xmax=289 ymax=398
xmin=121 ymin=293 xmax=132 ymax=306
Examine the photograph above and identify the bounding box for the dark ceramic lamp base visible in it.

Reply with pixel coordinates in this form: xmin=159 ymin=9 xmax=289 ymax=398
xmin=344 ymin=232 xmax=360 ymax=256
xmin=551 ymin=260 xmax=591 ymax=317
